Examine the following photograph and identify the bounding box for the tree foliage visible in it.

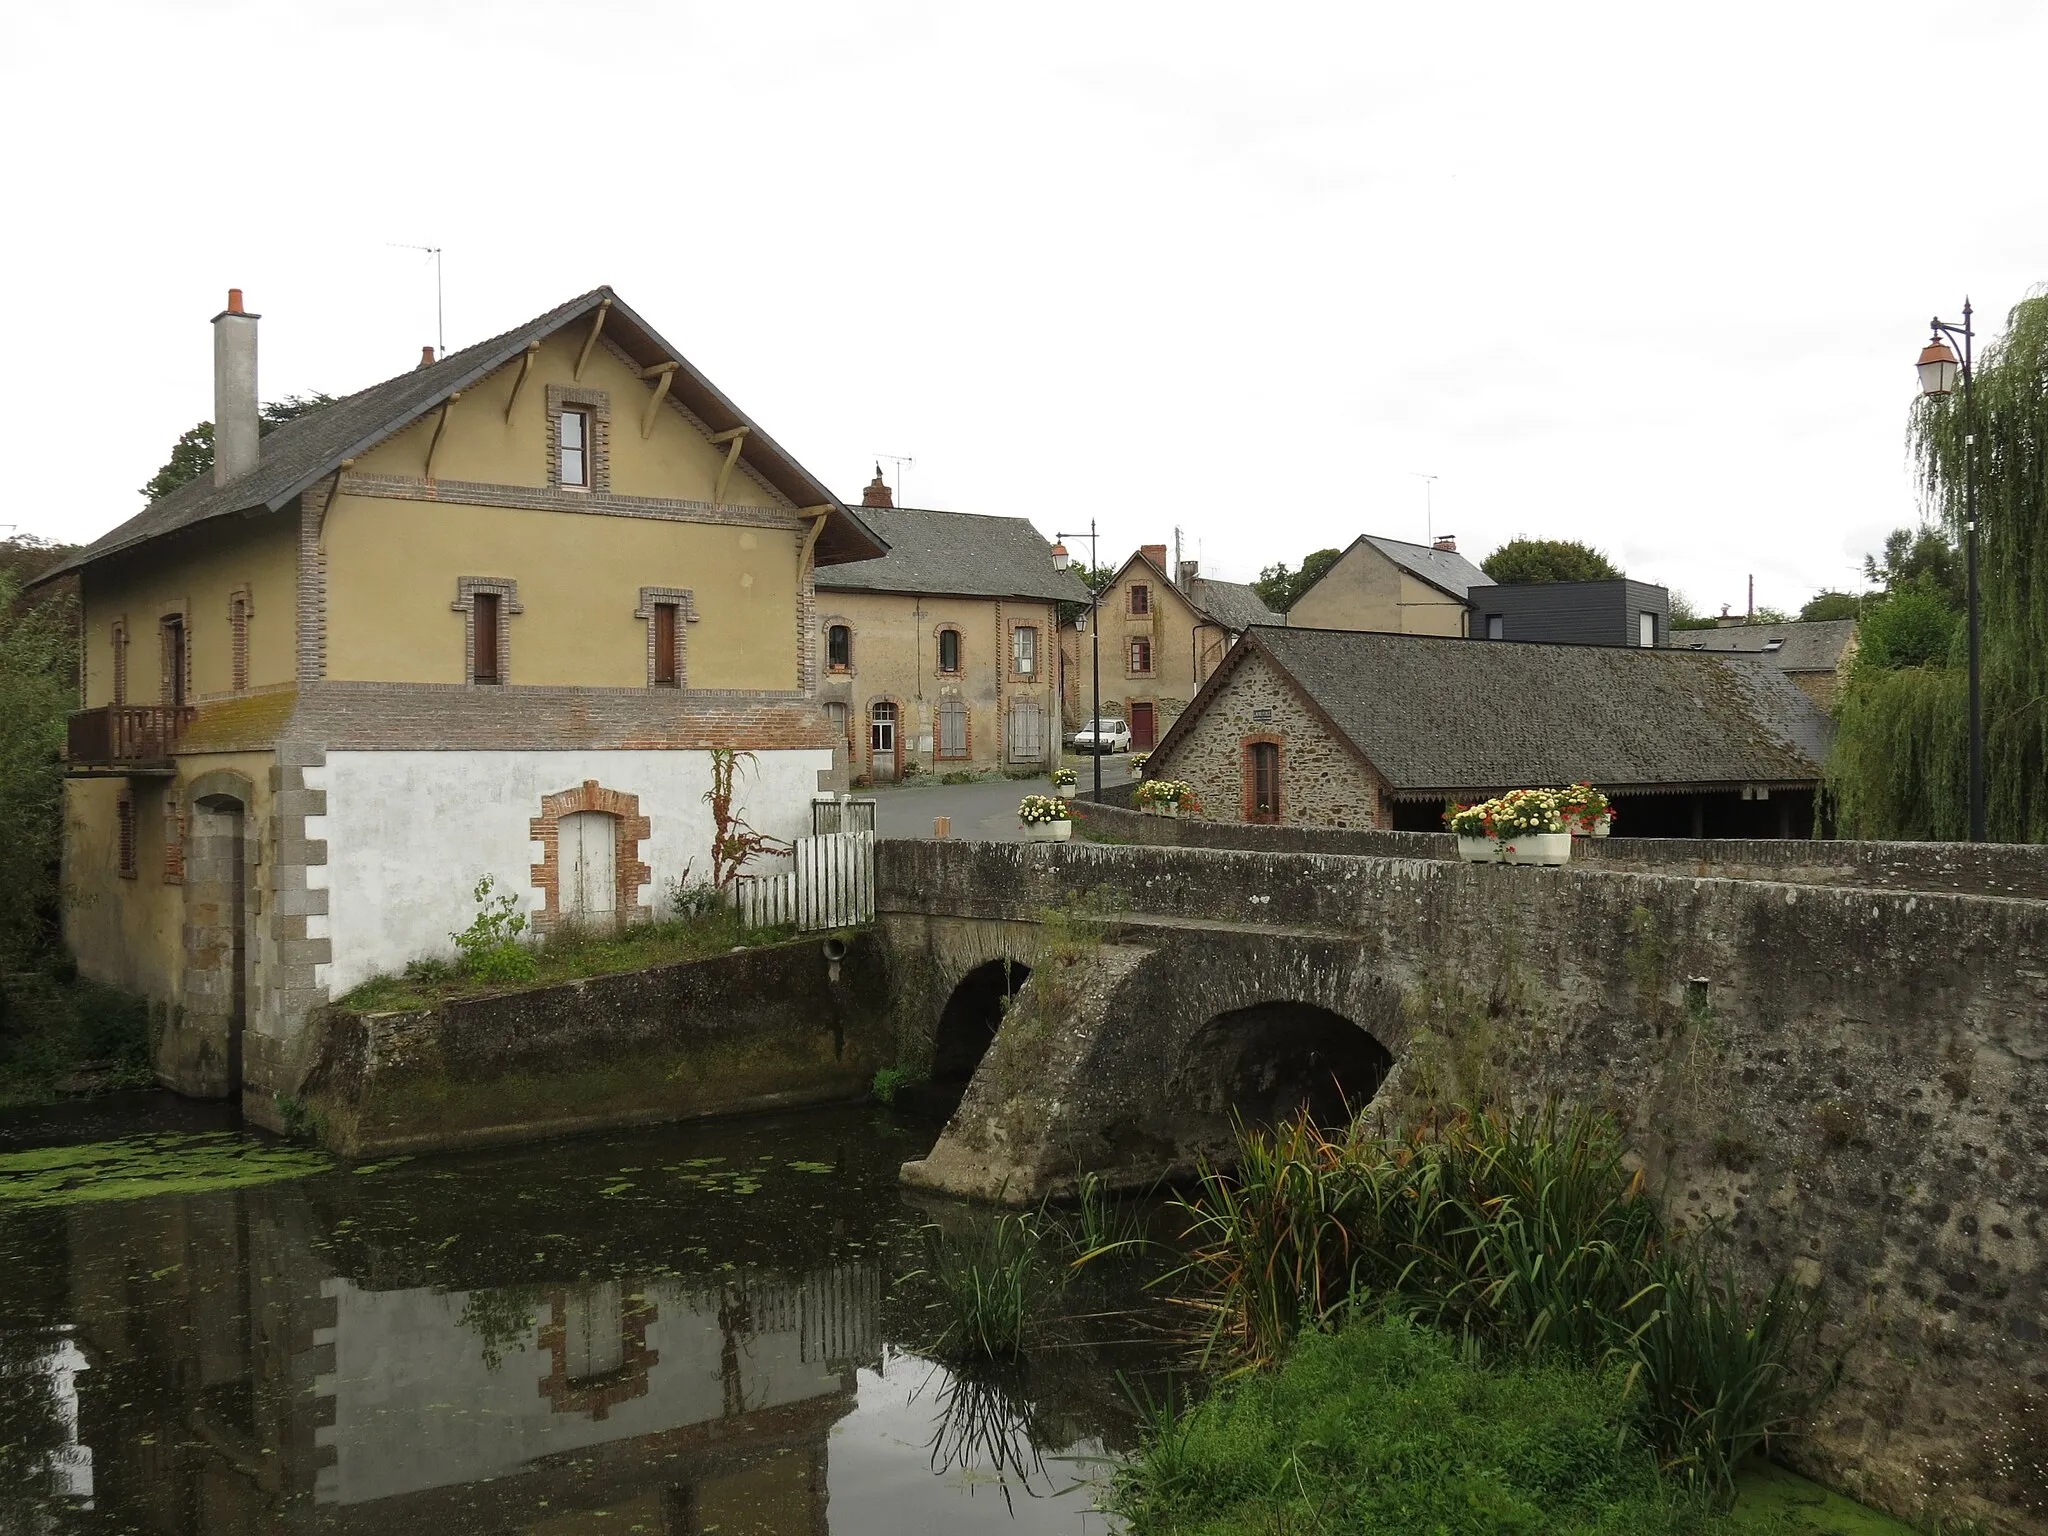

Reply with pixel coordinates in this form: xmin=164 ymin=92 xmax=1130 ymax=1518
xmin=139 ymin=392 xmax=337 ymax=501
xmin=1252 ymin=547 xmax=1341 ymax=612
xmin=1479 ymin=538 xmax=1620 ymax=584
xmin=1798 ymin=591 xmax=1862 ymax=622
xmin=0 ymin=540 xmax=81 ymax=966
xmin=1829 ymin=290 xmax=2048 ymax=841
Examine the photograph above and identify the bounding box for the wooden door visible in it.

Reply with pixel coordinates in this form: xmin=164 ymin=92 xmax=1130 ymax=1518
xmin=869 ymin=702 xmax=899 ymax=782
xmin=561 ymin=811 xmax=617 ymax=927
xmin=1006 ymin=699 xmax=1045 ymax=765
xmin=1129 ymin=702 xmax=1156 ymax=749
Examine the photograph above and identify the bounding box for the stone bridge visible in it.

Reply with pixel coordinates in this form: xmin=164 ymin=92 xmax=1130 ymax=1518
xmin=873 ymin=838 xmax=2048 ymax=1530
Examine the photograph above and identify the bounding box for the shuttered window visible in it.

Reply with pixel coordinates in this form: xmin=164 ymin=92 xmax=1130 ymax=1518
xmin=937 ymin=698 xmax=969 ymax=759
xmin=653 ymin=603 xmax=680 ymax=686
xmin=473 ymin=593 xmax=502 ymax=683
xmin=1248 ymin=741 xmax=1281 ymax=824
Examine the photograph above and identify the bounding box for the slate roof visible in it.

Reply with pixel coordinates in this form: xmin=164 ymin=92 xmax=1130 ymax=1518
xmin=1185 ymin=574 xmax=1285 ymax=631
xmin=1345 ymin=535 xmax=1496 ymax=601
xmin=813 ymin=506 xmax=1091 ymax=603
xmin=35 ymin=286 xmax=884 ymax=586
xmin=1674 ymin=619 xmax=1858 ymax=673
xmin=1153 ymin=626 xmax=1833 ymax=798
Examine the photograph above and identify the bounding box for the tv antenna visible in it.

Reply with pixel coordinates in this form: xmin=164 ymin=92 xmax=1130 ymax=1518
xmin=1410 ymin=472 xmax=1439 ymax=542
xmin=390 ymin=243 xmax=444 ymax=358
xmin=876 ymin=453 xmax=915 ymax=507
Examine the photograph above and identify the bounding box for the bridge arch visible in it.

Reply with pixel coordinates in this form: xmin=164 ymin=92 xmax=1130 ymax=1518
xmin=1173 ymin=1000 xmax=1393 ymax=1135
xmin=932 ymin=957 xmax=1032 ymax=1084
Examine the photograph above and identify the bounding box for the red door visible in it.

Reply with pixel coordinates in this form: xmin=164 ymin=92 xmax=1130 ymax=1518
xmin=1129 ymin=702 xmax=1156 ymax=750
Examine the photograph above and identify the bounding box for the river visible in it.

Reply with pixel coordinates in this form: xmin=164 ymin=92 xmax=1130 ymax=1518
xmin=0 ymin=1095 xmax=1186 ymax=1535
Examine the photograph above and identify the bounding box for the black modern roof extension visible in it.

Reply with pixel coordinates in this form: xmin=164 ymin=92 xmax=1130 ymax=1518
xmin=812 ymin=506 xmax=1091 ymax=603
xmin=1675 ymin=619 xmax=1859 ymax=673
xmin=1151 ymin=625 xmax=1833 ymax=799
xmin=35 ymin=286 xmax=885 ymax=587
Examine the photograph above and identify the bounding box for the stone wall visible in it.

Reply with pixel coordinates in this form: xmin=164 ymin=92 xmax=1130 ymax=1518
xmin=1143 ymin=647 xmax=1387 ymax=826
xmin=1076 ymin=797 xmax=1449 ymax=858
xmin=300 ymin=933 xmax=892 ymax=1156
xmin=876 ymin=840 xmax=2048 ymax=1532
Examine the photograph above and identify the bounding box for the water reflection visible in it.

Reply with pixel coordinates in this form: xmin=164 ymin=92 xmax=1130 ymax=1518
xmin=0 ymin=1107 xmax=1168 ymax=1534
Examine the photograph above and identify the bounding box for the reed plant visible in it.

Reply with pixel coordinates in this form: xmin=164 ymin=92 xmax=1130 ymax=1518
xmin=1066 ymin=1170 xmax=1150 ymax=1267
xmin=916 ymin=1209 xmax=1060 ymax=1361
xmin=1170 ymin=1106 xmax=1817 ymax=1499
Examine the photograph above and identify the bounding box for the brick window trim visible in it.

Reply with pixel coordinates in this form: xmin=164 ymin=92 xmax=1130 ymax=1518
xmin=634 ymin=587 xmax=700 ymax=688
xmin=1241 ymin=733 xmax=1285 ymax=824
xmin=1127 ymin=636 xmax=1155 ymax=678
xmin=227 ymin=586 xmax=253 ymax=694
xmin=116 ymin=790 xmax=138 ymax=878
xmin=528 ymin=780 xmax=652 ymax=933
xmin=451 ymin=577 xmax=522 ymax=686
xmin=822 ymin=617 xmax=856 ymax=676
xmin=109 ymin=616 xmax=128 ymax=706
xmin=935 ymin=695 xmax=972 ymax=760
xmin=536 ymin=1288 xmax=659 ymax=1422
xmin=159 ymin=601 xmax=191 ymax=707
xmin=933 ymin=622 xmax=965 ymax=676
xmin=546 ymin=384 xmax=612 ymax=494
xmin=163 ymin=793 xmax=185 ymax=885
xmin=1009 ymin=623 xmax=1042 ymax=683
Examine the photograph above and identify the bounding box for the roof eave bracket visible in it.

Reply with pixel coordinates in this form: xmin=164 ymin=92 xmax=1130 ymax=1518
xmin=572 ymin=298 xmax=613 ymax=382
xmin=640 ymin=362 xmax=679 ymax=439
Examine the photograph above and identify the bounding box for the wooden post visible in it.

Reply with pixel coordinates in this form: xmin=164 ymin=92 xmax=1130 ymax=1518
xmin=934 ymin=816 xmax=952 ymax=839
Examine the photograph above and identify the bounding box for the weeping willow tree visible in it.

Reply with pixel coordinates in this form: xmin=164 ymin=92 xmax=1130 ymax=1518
xmin=1828 ymin=290 xmax=2048 ymax=841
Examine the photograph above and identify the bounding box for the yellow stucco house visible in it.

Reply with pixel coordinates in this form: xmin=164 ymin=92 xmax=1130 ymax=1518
xmin=1284 ymin=534 xmax=1492 ymax=636
xmin=1075 ymin=546 xmax=1281 ymax=749
xmin=811 ymin=473 xmax=1089 ymax=780
xmin=34 ymin=286 xmax=885 ymax=1115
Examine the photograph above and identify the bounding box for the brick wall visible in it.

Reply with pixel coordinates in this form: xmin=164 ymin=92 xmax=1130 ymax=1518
xmin=1149 ymin=649 xmax=1387 ymax=828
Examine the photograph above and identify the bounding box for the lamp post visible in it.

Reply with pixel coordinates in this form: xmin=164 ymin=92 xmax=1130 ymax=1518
xmin=1915 ymin=302 xmax=1984 ymax=842
xmin=1053 ymin=520 xmax=1103 ymax=802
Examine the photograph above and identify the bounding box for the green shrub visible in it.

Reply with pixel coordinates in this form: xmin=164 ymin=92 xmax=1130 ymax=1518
xmin=870 ymin=1063 xmax=928 ymax=1105
xmin=449 ymin=875 xmax=538 ymax=986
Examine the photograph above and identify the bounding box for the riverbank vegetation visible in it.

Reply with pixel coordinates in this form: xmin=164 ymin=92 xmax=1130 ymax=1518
xmin=1110 ymin=1106 xmax=1863 ymax=1531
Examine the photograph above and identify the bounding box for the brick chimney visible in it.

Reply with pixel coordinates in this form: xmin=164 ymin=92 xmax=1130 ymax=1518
xmin=861 ymin=465 xmax=894 ymax=508
xmin=211 ymin=288 xmax=260 ymax=486
xmin=1141 ymin=543 xmax=1168 ymax=572
xmin=417 ymin=344 xmax=437 ymax=369
xmin=1432 ymin=534 xmax=1458 ymax=552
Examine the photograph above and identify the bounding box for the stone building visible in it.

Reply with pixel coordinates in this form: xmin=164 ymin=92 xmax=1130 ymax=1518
xmin=31 ymin=285 xmax=885 ymax=1115
xmin=1675 ymin=618 xmax=1860 ymax=712
xmin=811 ymin=474 xmax=1088 ymax=781
xmin=1071 ymin=545 xmax=1281 ymax=749
xmin=1143 ymin=625 xmax=1834 ymax=837
xmin=1285 ymin=533 xmax=1491 ymax=635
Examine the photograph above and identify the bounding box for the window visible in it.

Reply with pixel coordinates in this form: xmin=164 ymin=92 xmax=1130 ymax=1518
xmin=161 ymin=615 xmax=187 ymax=706
xmin=1129 ymin=583 xmax=1151 ymax=616
xmin=1128 ymin=637 xmax=1152 ymax=675
xmin=870 ymin=700 xmax=897 ymax=753
xmin=1247 ymin=741 xmax=1281 ymax=824
xmin=824 ymin=701 xmax=849 ymax=744
xmin=827 ymin=624 xmax=852 ymax=671
xmin=110 ymin=619 xmax=127 ymax=706
xmin=1485 ymin=614 xmax=1504 ymax=641
xmin=229 ymin=591 xmax=250 ymax=692
xmin=1012 ymin=625 xmax=1037 ymax=677
xmin=1638 ymin=611 xmax=1658 ymax=648
xmin=560 ymin=409 xmax=590 ymax=488
xmin=937 ymin=697 xmax=969 ymax=759
xmin=473 ymin=592 xmax=502 ymax=683
xmin=652 ymin=603 xmax=680 ymax=686
xmin=117 ymin=793 xmax=137 ymax=878
xmin=937 ymin=628 xmax=962 ymax=674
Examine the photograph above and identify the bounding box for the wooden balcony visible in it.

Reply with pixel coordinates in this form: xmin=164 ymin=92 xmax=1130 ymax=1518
xmin=66 ymin=705 xmax=194 ymax=774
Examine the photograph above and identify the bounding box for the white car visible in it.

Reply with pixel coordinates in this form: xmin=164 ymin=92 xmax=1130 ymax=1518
xmin=1071 ymin=717 xmax=1131 ymax=754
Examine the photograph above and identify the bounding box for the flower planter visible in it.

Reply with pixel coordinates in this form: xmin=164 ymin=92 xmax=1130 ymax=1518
xmin=1591 ymin=814 xmax=1611 ymax=838
xmin=1456 ymin=836 xmax=1501 ymax=864
xmin=1500 ymin=831 xmax=1572 ymax=867
xmin=1142 ymin=802 xmax=1180 ymax=818
xmin=1568 ymin=814 xmax=1613 ymax=838
xmin=1024 ymin=819 xmax=1072 ymax=842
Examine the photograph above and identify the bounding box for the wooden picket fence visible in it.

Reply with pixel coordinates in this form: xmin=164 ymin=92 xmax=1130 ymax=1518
xmin=729 ymin=831 xmax=875 ymax=931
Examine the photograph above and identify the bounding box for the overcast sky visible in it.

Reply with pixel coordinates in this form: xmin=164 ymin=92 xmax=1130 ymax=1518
xmin=6 ymin=1 xmax=2043 ymax=615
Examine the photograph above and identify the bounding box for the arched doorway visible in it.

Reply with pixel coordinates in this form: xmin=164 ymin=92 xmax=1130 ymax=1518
xmin=932 ymin=959 xmax=1033 ymax=1086
xmin=1175 ymin=1001 xmax=1392 ymax=1140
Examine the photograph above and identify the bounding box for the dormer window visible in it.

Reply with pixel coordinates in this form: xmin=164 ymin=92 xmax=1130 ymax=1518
xmin=560 ymin=409 xmax=590 ymax=488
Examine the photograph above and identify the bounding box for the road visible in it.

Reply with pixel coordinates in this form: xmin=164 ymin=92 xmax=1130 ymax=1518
xmin=869 ymin=754 xmax=1137 ymax=842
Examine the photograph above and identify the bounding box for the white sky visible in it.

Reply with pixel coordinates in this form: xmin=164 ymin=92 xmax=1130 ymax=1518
xmin=5 ymin=1 xmax=2043 ymax=615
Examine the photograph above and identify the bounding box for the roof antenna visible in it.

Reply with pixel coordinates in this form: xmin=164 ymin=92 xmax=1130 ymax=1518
xmin=1410 ymin=472 xmax=1438 ymax=542
xmin=390 ymin=243 xmax=445 ymax=358
xmin=876 ymin=453 xmax=914 ymax=508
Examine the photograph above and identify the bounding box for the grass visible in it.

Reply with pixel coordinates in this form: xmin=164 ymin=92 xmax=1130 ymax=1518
xmin=1170 ymin=1107 xmax=1817 ymax=1500
xmin=336 ymin=909 xmax=798 ymax=1013
xmin=1112 ymin=1314 xmax=1903 ymax=1535
xmin=0 ymin=968 xmax=153 ymax=1108
xmin=914 ymin=1208 xmax=1063 ymax=1361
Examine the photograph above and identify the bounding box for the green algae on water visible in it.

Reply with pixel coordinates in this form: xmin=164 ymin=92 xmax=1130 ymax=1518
xmin=0 ymin=1132 xmax=332 ymax=1211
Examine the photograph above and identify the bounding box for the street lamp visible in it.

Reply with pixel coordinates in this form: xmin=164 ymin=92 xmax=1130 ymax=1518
xmin=1915 ymin=300 xmax=1983 ymax=842
xmin=1054 ymin=520 xmax=1104 ymax=802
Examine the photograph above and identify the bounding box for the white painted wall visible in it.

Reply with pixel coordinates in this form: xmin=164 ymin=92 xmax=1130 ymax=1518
xmin=301 ymin=748 xmax=831 ymax=992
